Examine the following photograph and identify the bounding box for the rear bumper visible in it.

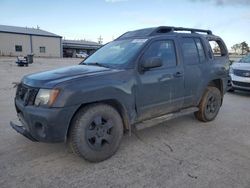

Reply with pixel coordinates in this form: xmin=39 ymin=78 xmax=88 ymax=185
xmin=11 ymin=99 xmax=79 ymax=142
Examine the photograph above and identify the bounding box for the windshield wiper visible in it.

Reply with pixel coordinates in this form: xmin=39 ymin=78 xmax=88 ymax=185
xmin=85 ymin=62 xmax=109 ymax=68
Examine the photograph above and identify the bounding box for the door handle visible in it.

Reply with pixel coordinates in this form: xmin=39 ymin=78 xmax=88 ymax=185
xmin=173 ymin=72 xmax=183 ymax=77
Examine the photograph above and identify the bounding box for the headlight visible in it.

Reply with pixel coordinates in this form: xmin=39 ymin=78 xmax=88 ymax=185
xmin=34 ymin=89 xmax=60 ymax=107
xmin=229 ymin=67 xmax=233 ymax=74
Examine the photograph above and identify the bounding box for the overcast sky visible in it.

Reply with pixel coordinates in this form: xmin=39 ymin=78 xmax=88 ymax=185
xmin=0 ymin=0 xmax=249 ymax=48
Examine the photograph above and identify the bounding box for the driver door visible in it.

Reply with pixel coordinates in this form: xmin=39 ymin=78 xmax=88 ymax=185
xmin=135 ymin=38 xmax=185 ymax=121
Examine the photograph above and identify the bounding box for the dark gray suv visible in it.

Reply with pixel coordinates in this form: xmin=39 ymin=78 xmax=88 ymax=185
xmin=11 ymin=26 xmax=229 ymax=162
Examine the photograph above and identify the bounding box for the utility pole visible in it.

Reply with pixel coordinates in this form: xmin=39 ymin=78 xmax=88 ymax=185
xmin=98 ymin=35 xmax=103 ymax=44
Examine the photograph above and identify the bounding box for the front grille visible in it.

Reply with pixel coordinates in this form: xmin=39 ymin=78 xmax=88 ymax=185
xmin=232 ymin=81 xmax=250 ymax=88
xmin=233 ymin=69 xmax=250 ymax=77
xmin=16 ymin=84 xmax=38 ymax=105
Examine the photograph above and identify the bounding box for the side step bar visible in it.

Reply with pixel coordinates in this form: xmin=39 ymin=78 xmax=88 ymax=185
xmin=135 ymin=107 xmax=199 ymax=130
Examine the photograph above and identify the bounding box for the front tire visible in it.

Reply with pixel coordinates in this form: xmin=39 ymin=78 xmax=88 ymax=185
xmin=195 ymin=86 xmax=222 ymax=122
xmin=68 ymin=104 xmax=123 ymax=162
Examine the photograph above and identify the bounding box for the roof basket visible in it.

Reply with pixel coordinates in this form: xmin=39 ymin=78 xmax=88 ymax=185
xmin=152 ymin=26 xmax=212 ymax=35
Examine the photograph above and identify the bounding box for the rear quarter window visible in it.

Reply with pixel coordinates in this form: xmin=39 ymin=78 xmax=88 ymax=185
xmin=208 ymin=40 xmax=227 ymax=58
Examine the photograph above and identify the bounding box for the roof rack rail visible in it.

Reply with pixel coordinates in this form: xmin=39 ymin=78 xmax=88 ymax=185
xmin=151 ymin=26 xmax=213 ymax=35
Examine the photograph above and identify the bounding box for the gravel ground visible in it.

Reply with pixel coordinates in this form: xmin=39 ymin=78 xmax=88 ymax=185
xmin=0 ymin=57 xmax=250 ymax=188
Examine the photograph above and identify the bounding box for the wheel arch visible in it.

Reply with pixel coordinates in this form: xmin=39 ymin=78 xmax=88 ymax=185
xmin=197 ymin=79 xmax=224 ymax=106
xmin=207 ymin=79 xmax=224 ymax=96
xmin=66 ymin=99 xmax=130 ymax=140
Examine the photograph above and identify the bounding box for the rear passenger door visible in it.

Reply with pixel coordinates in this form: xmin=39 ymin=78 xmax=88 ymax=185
xmin=180 ymin=37 xmax=208 ymax=107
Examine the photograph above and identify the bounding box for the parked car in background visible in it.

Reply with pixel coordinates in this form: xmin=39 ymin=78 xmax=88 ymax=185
xmin=228 ymin=54 xmax=250 ymax=91
xmin=76 ymin=51 xmax=88 ymax=58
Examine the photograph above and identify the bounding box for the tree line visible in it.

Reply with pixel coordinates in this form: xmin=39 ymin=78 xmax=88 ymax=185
xmin=231 ymin=42 xmax=249 ymax=55
xmin=212 ymin=41 xmax=249 ymax=55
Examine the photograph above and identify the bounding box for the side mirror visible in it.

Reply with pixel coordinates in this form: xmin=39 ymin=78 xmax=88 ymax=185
xmin=141 ymin=57 xmax=163 ymax=70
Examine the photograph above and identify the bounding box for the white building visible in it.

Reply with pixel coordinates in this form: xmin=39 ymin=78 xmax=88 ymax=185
xmin=0 ymin=25 xmax=62 ymax=57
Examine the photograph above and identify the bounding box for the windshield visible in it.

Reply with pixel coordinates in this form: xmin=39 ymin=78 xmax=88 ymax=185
xmin=239 ymin=54 xmax=250 ymax=63
xmin=82 ymin=39 xmax=147 ymax=68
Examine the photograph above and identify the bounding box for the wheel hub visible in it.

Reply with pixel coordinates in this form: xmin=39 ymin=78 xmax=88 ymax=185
xmin=207 ymin=96 xmax=217 ymax=113
xmin=85 ymin=115 xmax=114 ymax=150
xmin=96 ymin=126 xmax=106 ymax=137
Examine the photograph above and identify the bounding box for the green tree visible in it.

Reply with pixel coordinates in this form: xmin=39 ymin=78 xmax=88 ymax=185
xmin=231 ymin=42 xmax=249 ymax=55
xmin=213 ymin=43 xmax=220 ymax=54
xmin=231 ymin=43 xmax=241 ymax=54
xmin=240 ymin=41 xmax=249 ymax=55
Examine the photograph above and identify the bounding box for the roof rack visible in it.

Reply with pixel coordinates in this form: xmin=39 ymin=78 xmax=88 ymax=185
xmin=116 ymin=26 xmax=213 ymax=40
xmin=152 ymin=26 xmax=212 ymax=35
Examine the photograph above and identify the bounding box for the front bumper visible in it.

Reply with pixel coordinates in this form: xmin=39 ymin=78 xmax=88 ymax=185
xmin=230 ymin=74 xmax=250 ymax=91
xmin=10 ymin=99 xmax=79 ymax=142
xmin=10 ymin=121 xmax=37 ymax=141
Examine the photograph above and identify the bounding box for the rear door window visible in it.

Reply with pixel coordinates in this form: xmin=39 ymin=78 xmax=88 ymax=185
xmin=195 ymin=38 xmax=206 ymax=63
xmin=181 ymin=38 xmax=199 ymax=65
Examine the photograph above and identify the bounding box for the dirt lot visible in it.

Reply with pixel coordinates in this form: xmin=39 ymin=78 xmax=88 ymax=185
xmin=0 ymin=57 xmax=250 ymax=188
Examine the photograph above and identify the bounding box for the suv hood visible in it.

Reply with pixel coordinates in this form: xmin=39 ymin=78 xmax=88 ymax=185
xmin=22 ymin=65 xmax=117 ymax=88
xmin=231 ymin=62 xmax=250 ymax=71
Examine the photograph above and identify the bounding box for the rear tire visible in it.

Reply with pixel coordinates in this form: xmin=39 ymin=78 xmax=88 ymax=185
xmin=68 ymin=104 xmax=123 ymax=162
xmin=195 ymin=86 xmax=222 ymax=122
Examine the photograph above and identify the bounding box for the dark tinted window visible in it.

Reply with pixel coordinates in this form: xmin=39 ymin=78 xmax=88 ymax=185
xmin=15 ymin=45 xmax=22 ymax=52
xmin=195 ymin=38 xmax=206 ymax=63
xmin=143 ymin=40 xmax=177 ymax=68
xmin=40 ymin=47 xmax=46 ymax=53
xmin=182 ymin=38 xmax=199 ymax=65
